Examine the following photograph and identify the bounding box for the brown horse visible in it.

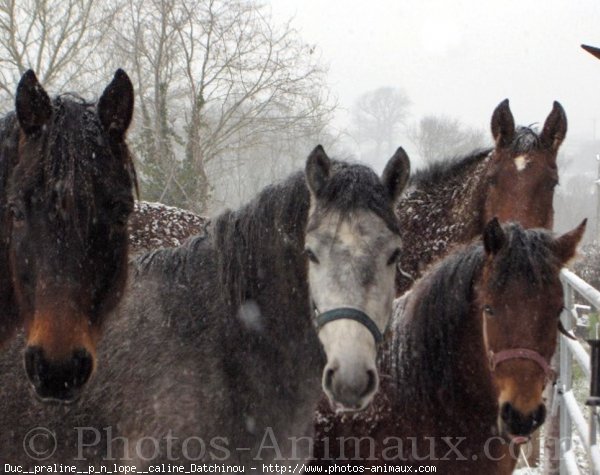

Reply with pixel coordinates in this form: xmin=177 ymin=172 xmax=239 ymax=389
xmin=396 ymin=99 xmax=566 ymax=295
xmin=312 ymin=219 xmax=585 ymax=474
xmin=310 ymin=99 xmax=568 ymax=470
xmin=0 ymin=70 xmax=136 ymax=402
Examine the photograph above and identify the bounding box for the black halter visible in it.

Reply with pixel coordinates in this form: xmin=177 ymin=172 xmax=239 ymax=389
xmin=314 ymin=306 xmax=383 ymax=345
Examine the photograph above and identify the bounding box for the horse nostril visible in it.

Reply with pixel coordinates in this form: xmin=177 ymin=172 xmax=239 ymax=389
xmin=322 ymin=364 xmax=378 ymax=410
xmin=324 ymin=367 xmax=336 ymax=392
xmin=361 ymin=369 xmax=377 ymax=399
xmin=72 ymin=348 xmax=94 ymax=387
xmin=501 ymin=402 xmax=513 ymax=423
xmin=23 ymin=346 xmax=93 ymax=401
xmin=500 ymin=401 xmax=546 ymax=436
xmin=24 ymin=346 xmax=45 ymax=386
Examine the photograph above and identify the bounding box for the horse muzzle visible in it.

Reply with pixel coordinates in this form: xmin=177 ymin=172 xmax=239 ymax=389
xmin=315 ymin=307 xmax=383 ymax=411
xmin=24 ymin=346 xmax=94 ymax=403
xmin=499 ymin=402 xmax=546 ymax=443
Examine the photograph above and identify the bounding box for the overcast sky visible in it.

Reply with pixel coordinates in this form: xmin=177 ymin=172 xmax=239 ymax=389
xmin=270 ymin=0 xmax=600 ymax=172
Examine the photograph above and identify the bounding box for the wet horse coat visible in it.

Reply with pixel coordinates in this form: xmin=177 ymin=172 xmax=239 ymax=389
xmin=0 ymin=147 xmax=409 ymax=469
xmin=395 ymin=100 xmax=565 ymax=295
xmin=0 ymin=70 xmax=136 ymax=401
xmin=311 ymin=100 xmax=569 ymax=468
xmin=312 ymin=221 xmax=584 ymax=474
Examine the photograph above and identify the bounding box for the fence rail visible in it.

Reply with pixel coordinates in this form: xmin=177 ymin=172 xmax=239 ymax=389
xmin=555 ymin=268 xmax=600 ymax=474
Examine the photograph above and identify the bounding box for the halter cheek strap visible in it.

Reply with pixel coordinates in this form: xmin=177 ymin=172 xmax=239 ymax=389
xmin=315 ymin=307 xmax=383 ymax=345
xmin=489 ymin=348 xmax=556 ymax=384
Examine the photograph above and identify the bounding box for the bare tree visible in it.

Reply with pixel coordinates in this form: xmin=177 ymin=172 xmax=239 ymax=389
xmin=0 ymin=0 xmax=117 ymax=100
xmin=0 ymin=0 xmax=335 ymax=213
xmin=110 ymin=0 xmax=183 ymax=204
xmin=113 ymin=0 xmax=334 ymax=213
xmin=352 ymin=87 xmax=411 ymax=160
xmin=408 ymin=115 xmax=489 ymax=164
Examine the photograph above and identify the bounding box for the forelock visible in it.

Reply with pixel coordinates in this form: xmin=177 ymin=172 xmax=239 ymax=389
xmin=511 ymin=126 xmax=542 ymax=155
xmin=315 ymin=161 xmax=399 ymax=234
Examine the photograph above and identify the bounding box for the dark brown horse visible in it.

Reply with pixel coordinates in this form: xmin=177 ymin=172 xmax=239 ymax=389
xmin=396 ymin=99 xmax=566 ymax=295
xmin=313 ymin=219 xmax=585 ymax=474
xmin=0 ymin=70 xmax=136 ymax=402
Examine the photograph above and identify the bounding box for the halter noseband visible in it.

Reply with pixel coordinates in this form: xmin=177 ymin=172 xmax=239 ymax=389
xmin=489 ymin=348 xmax=556 ymax=384
xmin=314 ymin=307 xmax=383 ymax=345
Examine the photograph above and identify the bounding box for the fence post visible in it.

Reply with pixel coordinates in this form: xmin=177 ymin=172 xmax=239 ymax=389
xmin=544 ymin=351 xmax=561 ymax=474
xmin=559 ymin=283 xmax=575 ymax=473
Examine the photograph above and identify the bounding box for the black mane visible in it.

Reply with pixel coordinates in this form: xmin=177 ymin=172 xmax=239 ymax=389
xmin=410 ymin=149 xmax=491 ymax=190
xmin=410 ymin=125 xmax=543 ymax=190
xmin=487 ymin=223 xmax=560 ymax=289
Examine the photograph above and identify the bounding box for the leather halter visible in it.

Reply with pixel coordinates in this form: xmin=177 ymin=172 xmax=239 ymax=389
xmin=488 ymin=348 xmax=556 ymax=384
xmin=314 ymin=307 xmax=383 ymax=345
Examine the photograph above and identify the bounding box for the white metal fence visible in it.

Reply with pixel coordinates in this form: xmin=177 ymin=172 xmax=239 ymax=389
xmin=555 ymin=268 xmax=600 ymax=474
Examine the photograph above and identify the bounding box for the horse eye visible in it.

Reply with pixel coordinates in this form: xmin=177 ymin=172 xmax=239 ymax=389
xmin=483 ymin=305 xmax=495 ymax=316
xmin=387 ymin=248 xmax=401 ymax=266
xmin=304 ymin=247 xmax=319 ymax=264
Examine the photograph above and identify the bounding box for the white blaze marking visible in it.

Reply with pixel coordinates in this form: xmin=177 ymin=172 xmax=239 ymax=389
xmin=514 ymin=155 xmax=529 ymax=172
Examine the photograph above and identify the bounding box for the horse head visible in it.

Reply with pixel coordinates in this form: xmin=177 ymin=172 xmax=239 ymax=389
xmin=478 ymin=218 xmax=585 ymax=442
xmin=7 ymin=70 xmax=135 ymax=402
xmin=305 ymin=145 xmax=410 ymax=410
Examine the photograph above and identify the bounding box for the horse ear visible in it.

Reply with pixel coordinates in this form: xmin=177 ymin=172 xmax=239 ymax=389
xmin=540 ymin=101 xmax=567 ymax=153
xmin=16 ymin=70 xmax=52 ymax=135
xmin=483 ymin=217 xmax=506 ymax=255
xmin=490 ymin=99 xmax=515 ymax=149
xmin=98 ymin=69 xmax=134 ymax=138
xmin=306 ymin=145 xmax=331 ymax=197
xmin=381 ymin=147 xmax=410 ymax=201
xmin=554 ymin=219 xmax=586 ymax=264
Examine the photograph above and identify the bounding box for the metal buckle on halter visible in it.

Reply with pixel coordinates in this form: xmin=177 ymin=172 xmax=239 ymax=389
xmin=314 ymin=307 xmax=383 ymax=345
xmin=488 ymin=348 xmax=557 ymax=384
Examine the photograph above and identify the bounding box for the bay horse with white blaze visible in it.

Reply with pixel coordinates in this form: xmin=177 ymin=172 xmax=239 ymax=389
xmin=395 ymin=99 xmax=566 ymax=295
xmin=314 ymin=219 xmax=585 ymax=473
xmin=0 ymin=146 xmax=410 ymax=468
xmin=0 ymin=70 xmax=136 ymax=402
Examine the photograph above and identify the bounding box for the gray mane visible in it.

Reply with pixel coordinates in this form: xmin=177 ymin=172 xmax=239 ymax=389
xmin=134 ymin=169 xmax=311 ymax=315
xmin=135 ymin=160 xmax=397 ymax=313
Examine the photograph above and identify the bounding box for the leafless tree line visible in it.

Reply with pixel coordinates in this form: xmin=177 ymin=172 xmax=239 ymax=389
xmin=0 ymin=0 xmax=335 ymax=213
xmin=351 ymin=86 xmax=489 ymax=167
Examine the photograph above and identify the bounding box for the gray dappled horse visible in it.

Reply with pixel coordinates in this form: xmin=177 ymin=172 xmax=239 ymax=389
xmin=0 ymin=145 xmax=410 ymax=469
